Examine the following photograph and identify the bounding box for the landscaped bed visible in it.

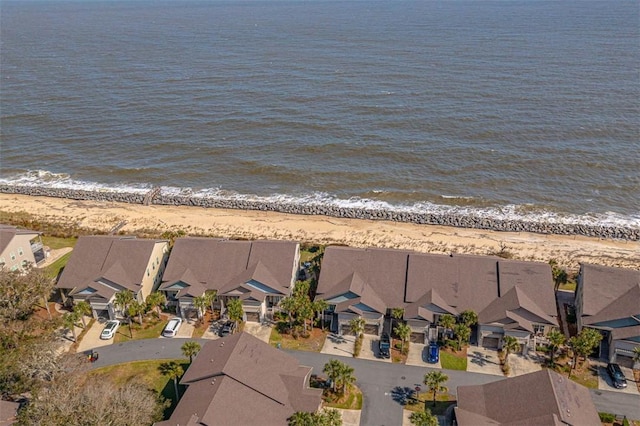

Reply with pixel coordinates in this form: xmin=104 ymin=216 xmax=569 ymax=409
xmin=114 ymin=315 xmax=169 ymax=343
xmin=310 ymin=375 xmax=363 ymax=410
xmin=270 ymin=324 xmax=327 ymax=352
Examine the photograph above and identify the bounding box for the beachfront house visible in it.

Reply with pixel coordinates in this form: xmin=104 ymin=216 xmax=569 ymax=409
xmin=0 ymin=224 xmax=46 ymax=271
xmin=314 ymin=246 xmax=410 ymax=336
xmin=454 ymin=369 xmax=600 ymax=426
xmin=575 ymin=263 xmax=640 ymax=366
xmin=315 ymin=246 xmax=558 ymax=352
xmin=405 ymin=254 xmax=558 ymax=350
xmin=154 ymin=332 xmax=322 ymax=426
xmin=56 ymin=236 xmax=169 ymax=319
xmin=159 ymin=238 xmax=299 ymax=322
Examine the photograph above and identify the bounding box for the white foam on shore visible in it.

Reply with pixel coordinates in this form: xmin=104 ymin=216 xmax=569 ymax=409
xmin=2 ymin=170 xmax=639 ymax=230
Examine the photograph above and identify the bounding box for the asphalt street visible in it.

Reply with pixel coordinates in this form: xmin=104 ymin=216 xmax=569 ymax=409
xmin=89 ymin=338 xmax=640 ymax=424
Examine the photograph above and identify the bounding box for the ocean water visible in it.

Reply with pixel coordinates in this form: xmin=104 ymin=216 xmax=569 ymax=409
xmin=1 ymin=0 xmax=639 ymax=229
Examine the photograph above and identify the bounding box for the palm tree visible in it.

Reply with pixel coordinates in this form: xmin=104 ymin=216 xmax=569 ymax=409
xmin=459 ymin=310 xmax=478 ymax=327
xmin=160 ymin=361 xmax=184 ymax=400
xmin=73 ymin=301 xmax=92 ymax=328
xmin=321 ymin=408 xmax=342 ymax=426
xmin=146 ymin=291 xmax=166 ymax=316
xmin=288 ymin=411 xmax=314 ymax=426
xmin=502 ymin=335 xmax=520 ymax=367
xmin=279 ymin=296 xmax=297 ymax=329
xmin=409 ymin=410 xmax=438 ymax=426
xmin=633 ymin=346 xmax=640 ymax=369
xmin=312 ymin=299 xmax=329 ymax=331
xmin=547 ymin=329 xmax=565 ymax=366
xmin=226 ymin=298 xmax=244 ymax=329
xmin=114 ymin=290 xmax=134 ymax=318
xmin=205 ymin=289 xmax=217 ymax=315
xmin=453 ymin=323 xmax=471 ymax=349
xmin=128 ymin=300 xmax=146 ymax=326
xmin=349 ymin=316 xmax=365 ymax=338
xmin=337 ymin=362 xmax=356 ymax=394
xmin=438 ymin=314 xmax=455 ymax=343
xmin=394 ymin=322 xmax=411 ymax=353
xmin=192 ymin=295 xmax=208 ymax=320
xmin=323 ymin=359 xmax=343 ymax=393
xmin=423 ymin=370 xmax=448 ymax=407
xmin=181 ymin=341 xmax=201 ymax=364
xmin=62 ymin=311 xmax=80 ymax=342
xmin=391 ymin=307 xmax=404 ymax=327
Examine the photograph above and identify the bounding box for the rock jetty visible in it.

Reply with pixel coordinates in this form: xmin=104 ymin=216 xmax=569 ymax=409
xmin=2 ymin=184 xmax=638 ymax=241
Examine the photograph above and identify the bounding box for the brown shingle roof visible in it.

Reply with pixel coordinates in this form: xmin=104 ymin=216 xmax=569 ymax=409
xmin=455 ymin=370 xmax=600 ymax=426
xmin=316 ymin=246 xmax=411 ymax=311
xmin=156 ymin=333 xmax=322 ymax=426
xmin=161 ymin=238 xmax=297 ymax=298
xmin=404 ymin=289 xmax=459 ymax=322
xmin=406 ymin=253 xmax=499 ymax=312
xmin=580 ymin=264 xmax=640 ymax=317
xmin=479 ymin=286 xmax=558 ymax=331
xmin=583 ymin=282 xmax=640 ymax=326
xmin=56 ymin=236 xmax=165 ymax=295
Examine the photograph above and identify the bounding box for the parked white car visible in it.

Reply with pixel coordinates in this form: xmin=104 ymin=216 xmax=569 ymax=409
xmin=162 ymin=317 xmax=182 ymax=337
xmin=100 ymin=320 xmax=120 ymax=340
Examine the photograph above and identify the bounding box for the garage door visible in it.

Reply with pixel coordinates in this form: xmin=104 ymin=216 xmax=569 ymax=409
xmin=94 ymin=309 xmax=110 ymax=320
xmin=364 ymin=324 xmax=379 ymax=335
xmin=482 ymin=337 xmax=499 ymax=348
xmin=246 ymin=312 xmax=260 ymax=322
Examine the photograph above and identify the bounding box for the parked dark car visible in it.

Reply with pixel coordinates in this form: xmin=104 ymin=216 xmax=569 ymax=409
xmin=606 ymin=363 xmax=627 ymax=389
xmin=379 ymin=332 xmax=391 ymax=359
xmin=220 ymin=321 xmax=236 ymax=337
xmin=428 ymin=342 xmax=440 ymax=363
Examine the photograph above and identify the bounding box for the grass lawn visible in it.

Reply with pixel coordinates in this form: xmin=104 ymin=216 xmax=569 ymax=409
xmin=440 ymin=348 xmax=468 ymax=371
xmin=404 ymin=393 xmax=456 ymax=416
xmin=90 ymin=359 xmax=189 ymax=419
xmin=42 ymin=235 xmax=78 ymax=249
xmin=115 ymin=317 xmax=168 ymax=343
xmin=45 ymin=251 xmax=72 ymax=279
xmin=270 ymin=324 xmax=327 ymax=352
xmin=557 ymin=281 xmax=577 ymax=291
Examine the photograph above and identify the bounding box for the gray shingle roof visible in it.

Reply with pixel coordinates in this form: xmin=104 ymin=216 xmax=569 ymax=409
xmin=579 ymin=264 xmax=640 ymax=317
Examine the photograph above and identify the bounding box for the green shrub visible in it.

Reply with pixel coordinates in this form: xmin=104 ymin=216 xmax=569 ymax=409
xmin=353 ymin=335 xmax=363 ymax=357
xmin=598 ymin=412 xmax=616 ymax=423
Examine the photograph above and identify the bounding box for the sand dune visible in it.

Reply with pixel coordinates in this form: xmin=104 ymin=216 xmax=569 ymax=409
xmin=1 ymin=193 xmax=638 ymax=270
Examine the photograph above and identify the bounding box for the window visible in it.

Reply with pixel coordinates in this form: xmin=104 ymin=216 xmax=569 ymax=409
xmin=10 ymin=252 xmax=16 ymax=261
xmin=18 ymin=247 xmax=24 ymax=256
xmin=533 ymin=324 xmax=545 ymax=335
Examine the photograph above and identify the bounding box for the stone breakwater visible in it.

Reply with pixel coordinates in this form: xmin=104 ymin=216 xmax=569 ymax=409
xmin=2 ymin=184 xmax=639 ymax=241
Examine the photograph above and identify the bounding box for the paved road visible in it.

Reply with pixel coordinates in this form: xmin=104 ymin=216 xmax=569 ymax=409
xmin=89 ymin=338 xmax=640 ymax=424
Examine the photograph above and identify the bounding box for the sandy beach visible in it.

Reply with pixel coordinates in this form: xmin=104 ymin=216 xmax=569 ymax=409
xmin=1 ymin=193 xmax=638 ymax=270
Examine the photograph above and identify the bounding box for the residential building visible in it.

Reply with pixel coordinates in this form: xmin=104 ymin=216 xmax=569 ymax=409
xmin=455 ymin=369 xmax=600 ymax=426
xmin=0 ymin=225 xmax=46 ymax=271
xmin=405 ymin=254 xmax=558 ymax=350
xmin=159 ymin=238 xmax=299 ymax=322
xmin=314 ymin=246 xmax=410 ymax=336
xmin=155 ymin=332 xmax=322 ymax=426
xmin=56 ymin=235 xmax=169 ymax=319
xmin=575 ymin=263 xmax=640 ymax=365
xmin=316 ymin=246 xmax=558 ymax=353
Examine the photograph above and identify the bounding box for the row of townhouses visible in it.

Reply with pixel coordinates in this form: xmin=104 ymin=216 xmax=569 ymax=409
xmin=2 ymin=226 xmax=638 ymax=365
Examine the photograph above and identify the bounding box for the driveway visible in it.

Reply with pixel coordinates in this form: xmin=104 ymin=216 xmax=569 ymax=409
xmin=321 ymin=333 xmax=355 ymax=357
xmin=242 ymin=321 xmax=272 ymax=343
xmin=76 ymin=319 xmax=114 ymax=353
xmin=506 ymin=351 xmax=544 ymax=377
xmin=406 ymin=343 xmax=441 ymax=369
xmin=360 ymin=335 xmax=391 ymax=363
xmin=597 ymin=365 xmax=640 ymax=396
xmin=466 ymin=347 xmax=503 ymax=376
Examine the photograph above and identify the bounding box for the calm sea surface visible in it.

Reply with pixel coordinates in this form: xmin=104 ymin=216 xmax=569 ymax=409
xmin=1 ymin=0 xmax=639 ymax=228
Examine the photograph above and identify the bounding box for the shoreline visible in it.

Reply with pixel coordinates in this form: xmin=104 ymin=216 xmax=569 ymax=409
xmin=1 ymin=193 xmax=638 ymax=270
xmin=1 ymin=184 xmax=638 ymax=241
